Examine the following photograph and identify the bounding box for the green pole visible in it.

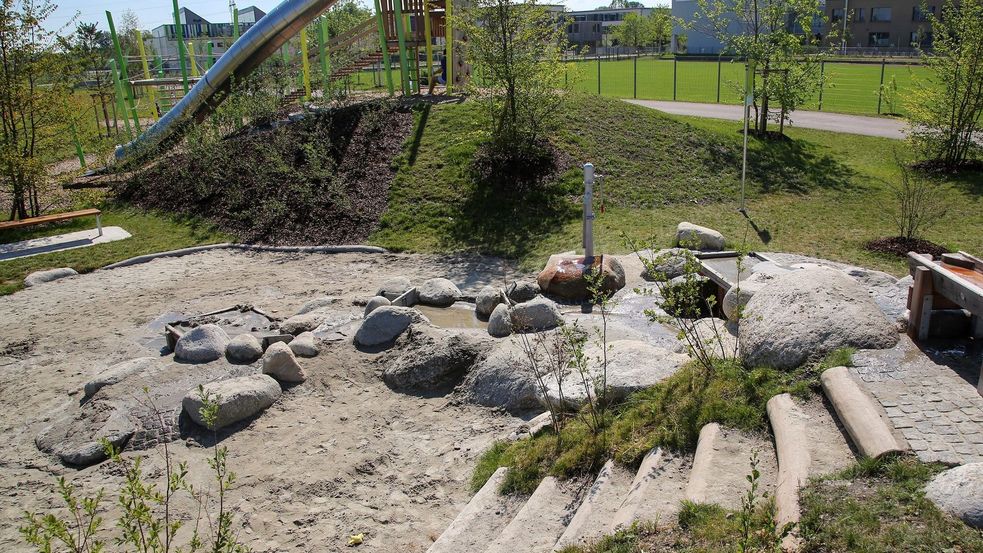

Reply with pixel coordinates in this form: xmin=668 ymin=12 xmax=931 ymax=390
xmin=319 ymin=17 xmax=331 ymax=92
xmin=172 ymin=0 xmax=189 ymax=93
xmin=206 ymin=41 xmax=214 ymax=70
xmin=109 ymin=60 xmax=134 ymax=139
xmin=445 ymin=0 xmax=453 ymax=92
xmin=65 ymin=101 xmax=86 ymax=169
xmin=373 ymin=0 xmax=394 ymax=95
xmin=232 ymin=5 xmax=240 ymax=41
xmin=392 ymin=0 xmax=410 ymax=94
xmin=106 ymin=11 xmax=141 ymax=133
xmin=300 ymin=27 xmax=311 ymax=100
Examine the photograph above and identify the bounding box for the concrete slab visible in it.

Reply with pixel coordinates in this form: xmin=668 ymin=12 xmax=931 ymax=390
xmin=0 ymin=226 xmax=131 ymax=261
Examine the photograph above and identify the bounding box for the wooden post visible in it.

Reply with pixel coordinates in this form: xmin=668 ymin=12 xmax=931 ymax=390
xmin=908 ymin=266 xmax=934 ymax=341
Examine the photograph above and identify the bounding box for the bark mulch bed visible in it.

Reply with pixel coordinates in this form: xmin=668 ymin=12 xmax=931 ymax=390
xmin=864 ymin=236 xmax=949 ymax=259
xmin=116 ymin=100 xmax=413 ymax=245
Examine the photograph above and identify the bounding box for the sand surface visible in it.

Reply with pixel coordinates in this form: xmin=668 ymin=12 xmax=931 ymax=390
xmin=0 ymin=250 xmax=527 ymax=552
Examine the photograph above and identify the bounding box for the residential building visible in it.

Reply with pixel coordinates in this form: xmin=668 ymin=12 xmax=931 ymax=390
xmin=823 ymin=0 xmax=941 ymax=49
xmin=149 ymin=6 xmax=267 ymax=72
xmin=565 ymin=6 xmax=654 ymax=52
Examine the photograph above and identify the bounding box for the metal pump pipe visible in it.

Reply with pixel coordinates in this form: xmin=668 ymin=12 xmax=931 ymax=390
xmin=583 ymin=163 xmax=595 ymax=259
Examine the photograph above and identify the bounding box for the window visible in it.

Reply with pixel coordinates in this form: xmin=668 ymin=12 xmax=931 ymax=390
xmin=869 ymin=31 xmax=891 ymax=46
xmin=831 ymin=8 xmax=844 ymax=22
xmin=856 ymin=8 xmax=864 ymax=21
xmin=871 ymin=7 xmax=891 ymax=21
xmin=912 ymin=5 xmax=934 ymax=21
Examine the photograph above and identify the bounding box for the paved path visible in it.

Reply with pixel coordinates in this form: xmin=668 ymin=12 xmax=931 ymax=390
xmin=852 ymin=336 xmax=983 ymax=465
xmin=624 ymin=99 xmax=907 ymax=140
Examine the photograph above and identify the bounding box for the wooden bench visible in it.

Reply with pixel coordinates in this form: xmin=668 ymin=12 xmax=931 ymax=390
xmin=0 ymin=208 xmax=102 ymax=237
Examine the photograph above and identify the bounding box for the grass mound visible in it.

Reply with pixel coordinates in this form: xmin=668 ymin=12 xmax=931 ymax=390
xmin=118 ymin=101 xmax=412 ymax=245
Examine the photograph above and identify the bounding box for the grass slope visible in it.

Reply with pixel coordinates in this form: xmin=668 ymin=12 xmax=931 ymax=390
xmin=371 ymin=94 xmax=982 ymax=275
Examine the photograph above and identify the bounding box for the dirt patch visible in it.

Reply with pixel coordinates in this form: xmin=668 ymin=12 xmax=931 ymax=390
xmin=117 ymin=101 xmax=413 ymax=245
xmin=864 ymin=236 xmax=948 ymax=259
xmin=0 ymin=250 xmax=527 ymax=552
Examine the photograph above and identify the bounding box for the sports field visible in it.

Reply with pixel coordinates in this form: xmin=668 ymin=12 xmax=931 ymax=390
xmin=346 ymin=56 xmax=930 ymax=116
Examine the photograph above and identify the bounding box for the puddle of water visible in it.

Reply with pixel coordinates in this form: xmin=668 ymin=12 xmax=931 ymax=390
xmin=414 ymin=304 xmax=487 ymax=329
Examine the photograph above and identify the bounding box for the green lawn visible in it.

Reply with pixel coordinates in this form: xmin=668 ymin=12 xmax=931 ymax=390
xmin=370 ymin=94 xmax=983 ymax=276
xmin=0 ymin=206 xmax=226 ymax=295
xmin=565 ymin=57 xmax=930 ymax=116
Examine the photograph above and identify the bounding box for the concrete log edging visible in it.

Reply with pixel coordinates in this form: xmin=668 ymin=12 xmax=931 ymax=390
xmin=609 ymin=447 xmax=665 ymax=531
xmin=99 ymin=243 xmax=389 ymax=271
xmin=554 ymin=459 xmax=617 ymax=550
xmin=766 ymin=393 xmax=810 ymax=549
xmin=684 ymin=422 xmax=720 ymax=504
xmin=820 ymin=366 xmax=906 ymax=459
xmin=426 ymin=467 xmax=510 ymax=553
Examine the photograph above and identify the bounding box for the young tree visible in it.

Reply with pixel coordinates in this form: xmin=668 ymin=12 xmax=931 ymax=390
xmin=459 ymin=0 xmax=570 ymax=160
xmin=62 ymin=22 xmax=115 ymax=137
xmin=905 ymin=0 xmax=983 ymax=168
xmin=691 ymin=0 xmax=825 ymax=134
xmin=611 ymin=12 xmax=650 ymax=50
xmin=0 ymin=0 xmax=75 ymax=219
xmin=647 ymin=9 xmax=672 ymax=52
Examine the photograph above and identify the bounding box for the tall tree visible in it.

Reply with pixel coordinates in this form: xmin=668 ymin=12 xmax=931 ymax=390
xmin=906 ymin=0 xmax=983 ymax=168
xmin=691 ymin=0 xmax=825 ymax=134
xmin=62 ymin=22 xmax=114 ymax=137
xmin=611 ymin=12 xmax=650 ymax=50
xmin=647 ymin=9 xmax=672 ymax=52
xmin=0 ymin=0 xmax=74 ymax=219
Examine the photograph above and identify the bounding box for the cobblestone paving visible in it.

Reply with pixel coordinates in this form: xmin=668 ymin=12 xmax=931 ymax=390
xmin=852 ymin=336 xmax=983 ymax=465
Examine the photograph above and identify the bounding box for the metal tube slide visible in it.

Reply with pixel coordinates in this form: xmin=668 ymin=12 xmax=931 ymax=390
xmin=114 ymin=0 xmax=337 ymax=162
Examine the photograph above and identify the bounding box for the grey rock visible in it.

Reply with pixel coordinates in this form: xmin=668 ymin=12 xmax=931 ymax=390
xmin=476 ymin=286 xmax=504 ymax=318
xmin=461 ymin=339 xmax=540 ymax=412
xmin=382 ymin=325 xmax=491 ymax=390
xmin=24 ymin=267 xmax=77 ymax=287
xmin=289 ymin=331 xmax=319 ymax=357
xmin=511 ymin=297 xmax=563 ymax=332
xmin=507 ymin=280 xmax=540 ymax=303
xmin=182 ymin=374 xmax=282 ymax=430
xmin=84 ymin=357 xmax=158 ymax=398
xmin=488 ymin=304 xmax=513 ymax=338
xmin=364 ymin=296 xmax=391 ymax=317
xmin=295 ymin=296 xmax=340 ymax=315
xmin=690 ymin=318 xmax=739 ymax=359
xmin=262 ymin=341 xmax=306 ymax=382
xmin=36 ymin=408 xmax=134 ymax=466
xmin=642 ymin=248 xmax=691 ymax=281
xmin=544 ymin=340 xmax=689 ymax=406
xmin=174 ymin=324 xmax=230 ymax=363
xmin=226 ymin=333 xmax=263 ymax=363
xmin=739 ymin=267 xmax=899 ymax=370
xmin=925 ymin=463 xmax=983 ymax=528
xmin=354 ymin=306 xmax=428 ymax=347
xmin=418 ymin=277 xmax=461 ymax=307
xmin=722 ymin=271 xmax=779 ymax=321
xmin=280 ymin=311 xmax=328 ymax=335
xmin=674 ymin=222 xmax=725 ymax=251
xmin=376 ymin=276 xmax=413 ymax=301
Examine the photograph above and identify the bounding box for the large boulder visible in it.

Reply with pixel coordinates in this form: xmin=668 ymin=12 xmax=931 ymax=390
xmin=36 ymin=408 xmax=134 ymax=466
xmin=354 ymin=306 xmax=428 ymax=347
xmin=488 ymin=303 xmax=513 ymax=338
xmin=461 ymin=339 xmax=540 ymax=412
xmin=174 ymin=324 xmax=230 ymax=363
xmin=289 ymin=332 xmax=319 ymax=357
xmin=295 ymin=296 xmax=340 ymax=315
xmin=364 ymin=296 xmax=391 ymax=317
xmin=690 ymin=318 xmax=739 ymax=359
xmin=674 ymin=222 xmax=725 ymax=251
xmin=925 ymin=463 xmax=983 ymax=529
xmin=722 ymin=271 xmax=779 ymax=321
xmin=538 ymin=254 xmax=626 ymax=301
xmin=280 ymin=309 xmax=337 ymax=335
xmin=642 ymin=248 xmax=692 ymax=281
xmin=418 ymin=278 xmax=461 ymax=307
xmin=225 ymin=333 xmax=264 ymax=363
xmin=376 ymin=276 xmax=413 ymax=301
xmin=476 ymin=286 xmax=504 ymax=318
xmin=84 ymin=357 xmax=158 ymax=398
xmin=739 ymin=267 xmax=899 ymax=370
xmin=543 ymin=340 xmax=688 ymax=406
xmin=182 ymin=374 xmax=282 ymax=430
xmin=507 ymin=280 xmax=540 ymax=303
xmin=24 ymin=267 xmax=78 ymax=287
xmin=262 ymin=341 xmax=306 ymax=383
xmin=382 ymin=325 xmax=491 ymax=390
xmin=511 ymin=297 xmax=564 ymax=332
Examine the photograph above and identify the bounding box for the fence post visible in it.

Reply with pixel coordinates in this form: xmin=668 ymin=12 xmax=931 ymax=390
xmin=818 ymin=60 xmax=825 ymax=111
xmin=597 ymin=54 xmax=601 ymax=95
xmin=716 ymin=57 xmax=722 ymax=103
xmin=673 ymin=57 xmax=677 ymax=101
xmin=877 ymin=58 xmax=886 ymax=114
xmin=633 ymin=54 xmax=637 ymax=99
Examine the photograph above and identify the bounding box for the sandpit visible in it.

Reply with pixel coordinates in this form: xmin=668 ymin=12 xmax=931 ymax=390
xmin=0 ymin=250 xmax=525 ymax=553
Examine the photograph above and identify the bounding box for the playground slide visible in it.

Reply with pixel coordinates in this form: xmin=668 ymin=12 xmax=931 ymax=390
xmin=114 ymin=0 xmax=337 ymax=162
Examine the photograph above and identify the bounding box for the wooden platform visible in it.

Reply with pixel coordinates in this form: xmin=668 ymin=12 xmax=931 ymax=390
xmin=906 ymin=251 xmax=983 ymax=342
